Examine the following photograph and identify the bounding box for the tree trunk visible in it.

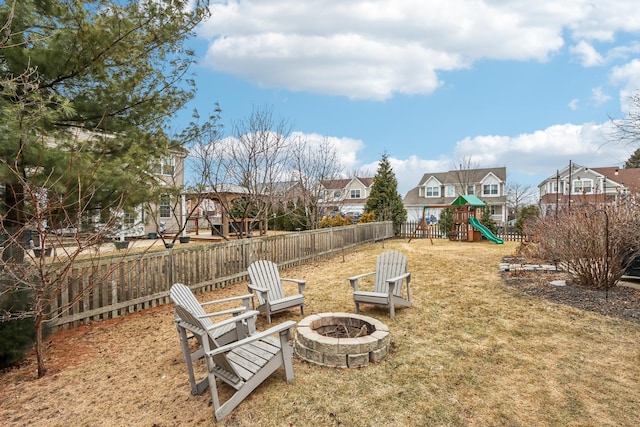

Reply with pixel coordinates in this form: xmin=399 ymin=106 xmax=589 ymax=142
xmin=35 ymin=316 xmax=47 ymax=378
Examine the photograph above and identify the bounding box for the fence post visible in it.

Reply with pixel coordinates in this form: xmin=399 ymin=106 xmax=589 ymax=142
xmin=296 ymin=228 xmax=302 ymax=265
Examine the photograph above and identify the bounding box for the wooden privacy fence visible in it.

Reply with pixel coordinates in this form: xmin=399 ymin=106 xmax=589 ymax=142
xmin=49 ymin=221 xmax=393 ymax=329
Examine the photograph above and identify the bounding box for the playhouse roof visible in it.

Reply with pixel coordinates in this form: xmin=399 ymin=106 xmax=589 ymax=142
xmin=450 ymin=195 xmax=486 ymax=207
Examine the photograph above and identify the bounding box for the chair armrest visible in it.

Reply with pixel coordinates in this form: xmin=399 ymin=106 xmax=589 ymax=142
xmin=386 ymin=272 xmax=411 ymax=284
xmin=247 ymin=284 xmax=269 ymax=294
xmin=347 ymin=271 xmax=375 ymax=291
xmin=281 ymin=278 xmax=305 ymax=285
xmin=281 ymin=278 xmax=306 ymax=294
xmin=196 ymin=307 xmax=247 ymax=319
xmin=386 ymin=272 xmax=411 ymax=294
xmin=203 ymin=310 xmax=260 ymax=332
xmin=206 ymin=320 xmax=297 ymax=356
xmin=201 ymin=293 xmax=253 ymax=309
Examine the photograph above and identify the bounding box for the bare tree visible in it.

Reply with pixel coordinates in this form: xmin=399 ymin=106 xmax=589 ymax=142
xmin=288 ymin=135 xmax=343 ymax=229
xmin=506 ymin=182 xmax=538 ymax=221
xmin=611 ymin=91 xmax=640 ymax=145
xmin=0 ymin=128 xmax=137 ymax=377
xmin=194 ymin=105 xmax=292 ymax=238
xmin=450 ymin=156 xmax=481 ymax=195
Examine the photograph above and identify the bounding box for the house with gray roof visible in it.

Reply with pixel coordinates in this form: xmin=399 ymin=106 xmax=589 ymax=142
xmin=403 ymin=167 xmax=508 ymax=223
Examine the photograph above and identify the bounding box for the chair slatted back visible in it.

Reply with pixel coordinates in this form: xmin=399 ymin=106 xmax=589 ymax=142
xmin=173 ymin=304 xmax=240 ymax=379
xmin=247 ymin=260 xmax=285 ymax=304
xmin=374 ymin=250 xmax=407 ymax=297
xmin=170 ymin=283 xmax=214 ymax=329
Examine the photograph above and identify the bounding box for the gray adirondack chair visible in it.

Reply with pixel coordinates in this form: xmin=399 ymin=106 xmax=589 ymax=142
xmin=247 ymin=260 xmax=305 ymax=323
xmin=169 ymin=283 xmax=255 ymax=395
xmin=347 ymin=250 xmax=412 ymax=319
xmin=173 ymin=303 xmax=295 ymax=421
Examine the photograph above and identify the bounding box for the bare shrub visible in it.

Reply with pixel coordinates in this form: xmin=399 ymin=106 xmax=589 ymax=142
xmin=532 ymin=199 xmax=640 ymax=289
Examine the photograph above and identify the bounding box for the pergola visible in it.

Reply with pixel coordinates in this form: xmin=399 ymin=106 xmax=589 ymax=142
xmin=183 ymin=184 xmax=268 ymax=239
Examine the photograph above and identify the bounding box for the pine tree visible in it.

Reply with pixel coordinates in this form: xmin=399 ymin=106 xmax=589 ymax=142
xmin=625 ymin=148 xmax=640 ymax=169
xmin=481 ymin=206 xmax=498 ymax=235
xmin=364 ymin=153 xmax=407 ymax=233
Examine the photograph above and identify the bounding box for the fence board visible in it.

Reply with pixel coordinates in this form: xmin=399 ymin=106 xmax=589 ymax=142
xmin=44 ymin=222 xmax=392 ymax=328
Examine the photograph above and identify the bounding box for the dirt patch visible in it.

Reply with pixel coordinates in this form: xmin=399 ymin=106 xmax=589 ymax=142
xmin=501 ymin=256 xmax=640 ymax=324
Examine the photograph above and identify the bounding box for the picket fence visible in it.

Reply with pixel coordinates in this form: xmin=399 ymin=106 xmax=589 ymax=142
xmin=49 ymin=221 xmax=393 ymax=329
xmin=398 ymin=221 xmax=523 ymax=242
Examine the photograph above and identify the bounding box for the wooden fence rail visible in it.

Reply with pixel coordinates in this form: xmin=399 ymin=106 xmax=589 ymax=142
xmin=48 ymin=222 xmax=394 ymax=328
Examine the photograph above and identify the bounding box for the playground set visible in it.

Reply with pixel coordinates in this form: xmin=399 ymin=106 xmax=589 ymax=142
xmin=409 ymin=195 xmax=503 ymax=244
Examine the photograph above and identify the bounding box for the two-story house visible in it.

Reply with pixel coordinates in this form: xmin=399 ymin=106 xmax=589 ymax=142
xmin=319 ymin=177 xmax=374 ymax=216
xmin=538 ymin=162 xmax=640 ymax=217
xmin=403 ymin=167 xmax=508 ymax=223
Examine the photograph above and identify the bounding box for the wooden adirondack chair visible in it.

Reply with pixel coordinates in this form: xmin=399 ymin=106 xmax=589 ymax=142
xmin=247 ymin=260 xmax=305 ymax=323
xmin=347 ymin=250 xmax=412 ymax=319
xmin=173 ymin=303 xmax=295 ymax=421
xmin=169 ymin=283 xmax=255 ymax=395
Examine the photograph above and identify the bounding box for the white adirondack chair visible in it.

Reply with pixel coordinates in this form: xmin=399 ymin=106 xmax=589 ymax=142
xmin=169 ymin=283 xmax=255 ymax=395
xmin=347 ymin=250 xmax=412 ymax=319
xmin=173 ymin=303 xmax=295 ymax=421
xmin=247 ymin=260 xmax=305 ymax=323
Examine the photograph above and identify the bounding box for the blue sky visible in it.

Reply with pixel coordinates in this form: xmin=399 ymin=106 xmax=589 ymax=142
xmin=177 ymin=0 xmax=640 ymax=197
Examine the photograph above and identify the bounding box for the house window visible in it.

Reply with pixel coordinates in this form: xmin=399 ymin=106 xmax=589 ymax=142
xmin=573 ymin=180 xmax=583 ymax=194
xmin=445 ymin=185 xmax=455 ymax=197
xmin=333 ymin=190 xmax=341 ymax=198
xmin=573 ymin=179 xmax=594 ymax=194
xmin=153 ymin=157 xmax=175 ymax=176
xmin=425 ymin=186 xmax=440 ymax=197
xmin=123 ymin=212 xmax=135 ymax=225
xmin=490 ymin=205 xmax=496 ymax=215
xmin=350 ymin=189 xmax=361 ymax=199
xmin=160 ymin=195 xmax=171 ymax=218
xmin=466 ymin=185 xmax=475 ymax=195
xmin=483 ymin=184 xmax=498 ymax=195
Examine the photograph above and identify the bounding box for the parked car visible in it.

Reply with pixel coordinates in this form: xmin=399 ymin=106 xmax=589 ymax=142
xmin=344 ymin=211 xmax=361 ymax=221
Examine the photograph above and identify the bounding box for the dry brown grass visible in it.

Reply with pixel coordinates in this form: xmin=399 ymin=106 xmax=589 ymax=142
xmin=2 ymin=239 xmax=640 ymax=426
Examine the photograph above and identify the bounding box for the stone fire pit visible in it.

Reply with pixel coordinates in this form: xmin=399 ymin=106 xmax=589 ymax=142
xmin=294 ymin=312 xmax=391 ymax=368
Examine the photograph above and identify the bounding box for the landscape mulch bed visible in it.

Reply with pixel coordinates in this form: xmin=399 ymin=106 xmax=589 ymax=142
xmin=501 ymin=256 xmax=640 ymax=324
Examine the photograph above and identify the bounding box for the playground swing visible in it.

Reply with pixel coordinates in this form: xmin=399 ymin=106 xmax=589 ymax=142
xmin=408 ymin=196 xmax=503 ymax=244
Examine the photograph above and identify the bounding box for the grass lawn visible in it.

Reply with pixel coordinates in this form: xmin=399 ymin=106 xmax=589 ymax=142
xmin=2 ymin=238 xmax=639 ymax=426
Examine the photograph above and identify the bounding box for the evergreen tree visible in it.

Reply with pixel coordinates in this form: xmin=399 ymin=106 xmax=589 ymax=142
xmin=625 ymin=148 xmax=640 ymax=169
xmin=0 ymin=0 xmax=211 ymax=377
xmin=439 ymin=208 xmax=453 ymax=237
xmin=1 ymin=0 xmax=210 ymax=258
xmin=364 ymin=153 xmax=407 ymax=233
xmin=481 ymin=206 xmax=498 ymax=235
xmin=516 ymin=205 xmax=540 ymax=235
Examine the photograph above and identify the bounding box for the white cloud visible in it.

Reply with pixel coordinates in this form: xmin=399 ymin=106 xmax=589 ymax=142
xmin=298 ymin=121 xmax=631 ymax=196
xmin=295 ymin=132 xmax=366 ymax=171
xmin=198 ymin=0 xmax=640 ymax=100
xmin=591 ymin=87 xmax=611 ymax=105
xmin=609 ymin=59 xmax=640 ymax=113
xmin=452 ymin=122 xmax=630 ymax=181
xmin=568 ymin=99 xmax=579 ymax=110
xmin=569 ymin=40 xmax=604 ymax=67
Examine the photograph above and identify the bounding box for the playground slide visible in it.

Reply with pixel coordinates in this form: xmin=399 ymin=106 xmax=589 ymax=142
xmin=468 ymin=217 xmax=504 ymax=244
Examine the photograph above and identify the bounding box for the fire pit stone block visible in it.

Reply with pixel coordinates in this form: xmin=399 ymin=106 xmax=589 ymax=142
xmin=294 ymin=312 xmax=391 ymax=368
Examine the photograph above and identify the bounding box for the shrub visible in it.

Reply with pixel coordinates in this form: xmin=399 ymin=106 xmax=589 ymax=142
xmin=532 ymin=200 xmax=640 ymax=289
xmin=0 ymin=287 xmax=36 ymax=370
xmin=358 ymin=212 xmax=375 ymax=224
xmin=318 ymin=214 xmax=352 ymax=228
